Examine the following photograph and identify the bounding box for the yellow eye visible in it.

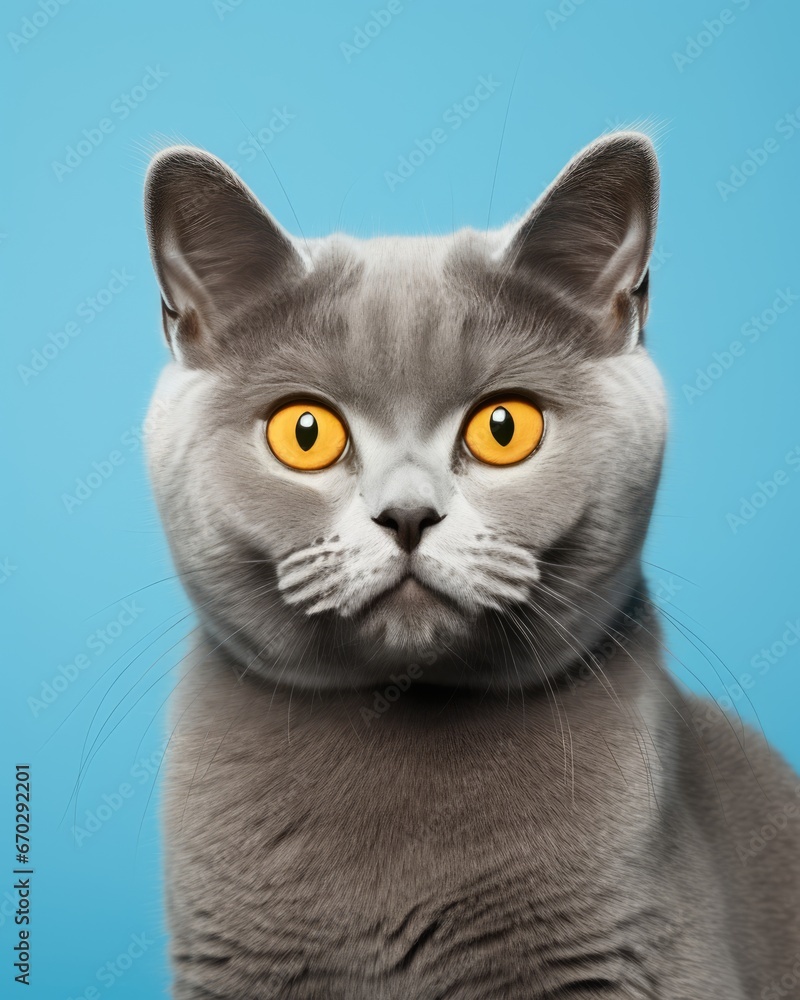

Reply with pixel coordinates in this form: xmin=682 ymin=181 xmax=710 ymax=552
xmin=463 ymin=397 xmax=544 ymax=466
xmin=266 ymin=402 xmax=347 ymax=471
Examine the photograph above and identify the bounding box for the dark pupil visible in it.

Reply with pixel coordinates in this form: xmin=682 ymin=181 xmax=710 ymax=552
xmin=489 ymin=407 xmax=514 ymax=446
xmin=295 ymin=412 xmax=319 ymax=451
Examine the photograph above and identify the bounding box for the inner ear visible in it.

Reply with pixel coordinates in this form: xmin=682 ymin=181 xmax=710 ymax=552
xmin=502 ymin=131 xmax=659 ymax=352
xmin=144 ymin=146 xmax=306 ymax=363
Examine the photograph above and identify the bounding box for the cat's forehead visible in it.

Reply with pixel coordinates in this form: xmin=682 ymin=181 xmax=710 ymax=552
xmin=327 ymin=236 xmax=479 ymax=395
xmin=228 ymin=231 xmax=590 ymax=425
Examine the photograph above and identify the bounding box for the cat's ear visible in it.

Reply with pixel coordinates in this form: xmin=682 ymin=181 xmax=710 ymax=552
xmin=144 ymin=146 xmax=305 ymax=363
xmin=502 ymin=131 xmax=659 ymax=351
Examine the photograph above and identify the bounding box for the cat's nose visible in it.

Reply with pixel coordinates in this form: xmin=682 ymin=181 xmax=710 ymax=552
xmin=372 ymin=507 xmax=444 ymax=553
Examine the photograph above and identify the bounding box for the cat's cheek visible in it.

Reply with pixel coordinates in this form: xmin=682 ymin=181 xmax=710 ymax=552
xmin=240 ymin=420 xmax=356 ymax=551
xmin=453 ymin=419 xmax=568 ymax=551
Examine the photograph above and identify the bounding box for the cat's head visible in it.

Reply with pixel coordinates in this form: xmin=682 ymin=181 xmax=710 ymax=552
xmin=143 ymin=132 xmax=666 ymax=691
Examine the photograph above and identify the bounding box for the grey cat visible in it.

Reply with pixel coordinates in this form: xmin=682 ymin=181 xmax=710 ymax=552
xmin=143 ymin=132 xmax=800 ymax=999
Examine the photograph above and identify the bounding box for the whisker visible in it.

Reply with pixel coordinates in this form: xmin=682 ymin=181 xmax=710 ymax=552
xmin=536 ymin=575 xmax=762 ymax=817
xmin=485 ymin=48 xmax=524 ymax=234
xmin=65 ymin=579 xmax=283 ymax=824
xmin=541 ymin=565 xmax=767 ymax=755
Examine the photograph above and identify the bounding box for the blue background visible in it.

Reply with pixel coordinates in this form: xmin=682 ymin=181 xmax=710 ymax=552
xmin=3 ymin=0 xmax=798 ymax=995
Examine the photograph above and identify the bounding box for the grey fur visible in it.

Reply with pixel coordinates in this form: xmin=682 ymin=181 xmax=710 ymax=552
xmin=143 ymin=133 xmax=800 ymax=998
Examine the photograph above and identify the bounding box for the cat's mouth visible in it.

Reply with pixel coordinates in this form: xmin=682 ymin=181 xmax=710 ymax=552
xmin=388 ymin=575 xmax=443 ymax=602
xmin=375 ymin=574 xmax=461 ymax=609
xmin=352 ymin=573 xmax=472 ymax=653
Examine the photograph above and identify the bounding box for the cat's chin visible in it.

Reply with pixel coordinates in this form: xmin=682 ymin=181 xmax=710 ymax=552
xmin=354 ymin=577 xmax=470 ymax=659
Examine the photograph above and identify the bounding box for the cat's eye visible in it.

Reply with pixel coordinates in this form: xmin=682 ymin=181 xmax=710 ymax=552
xmin=266 ymin=402 xmax=348 ymax=470
xmin=463 ymin=397 xmax=544 ymax=466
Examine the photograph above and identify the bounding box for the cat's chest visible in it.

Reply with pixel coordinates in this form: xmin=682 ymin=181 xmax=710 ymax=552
xmin=169 ymin=775 xmax=648 ymax=999
xmin=165 ymin=664 xmax=671 ymax=998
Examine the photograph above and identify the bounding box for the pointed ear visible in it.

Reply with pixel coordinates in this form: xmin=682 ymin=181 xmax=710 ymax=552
xmin=502 ymin=132 xmax=659 ymax=351
xmin=144 ymin=146 xmax=305 ymax=363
